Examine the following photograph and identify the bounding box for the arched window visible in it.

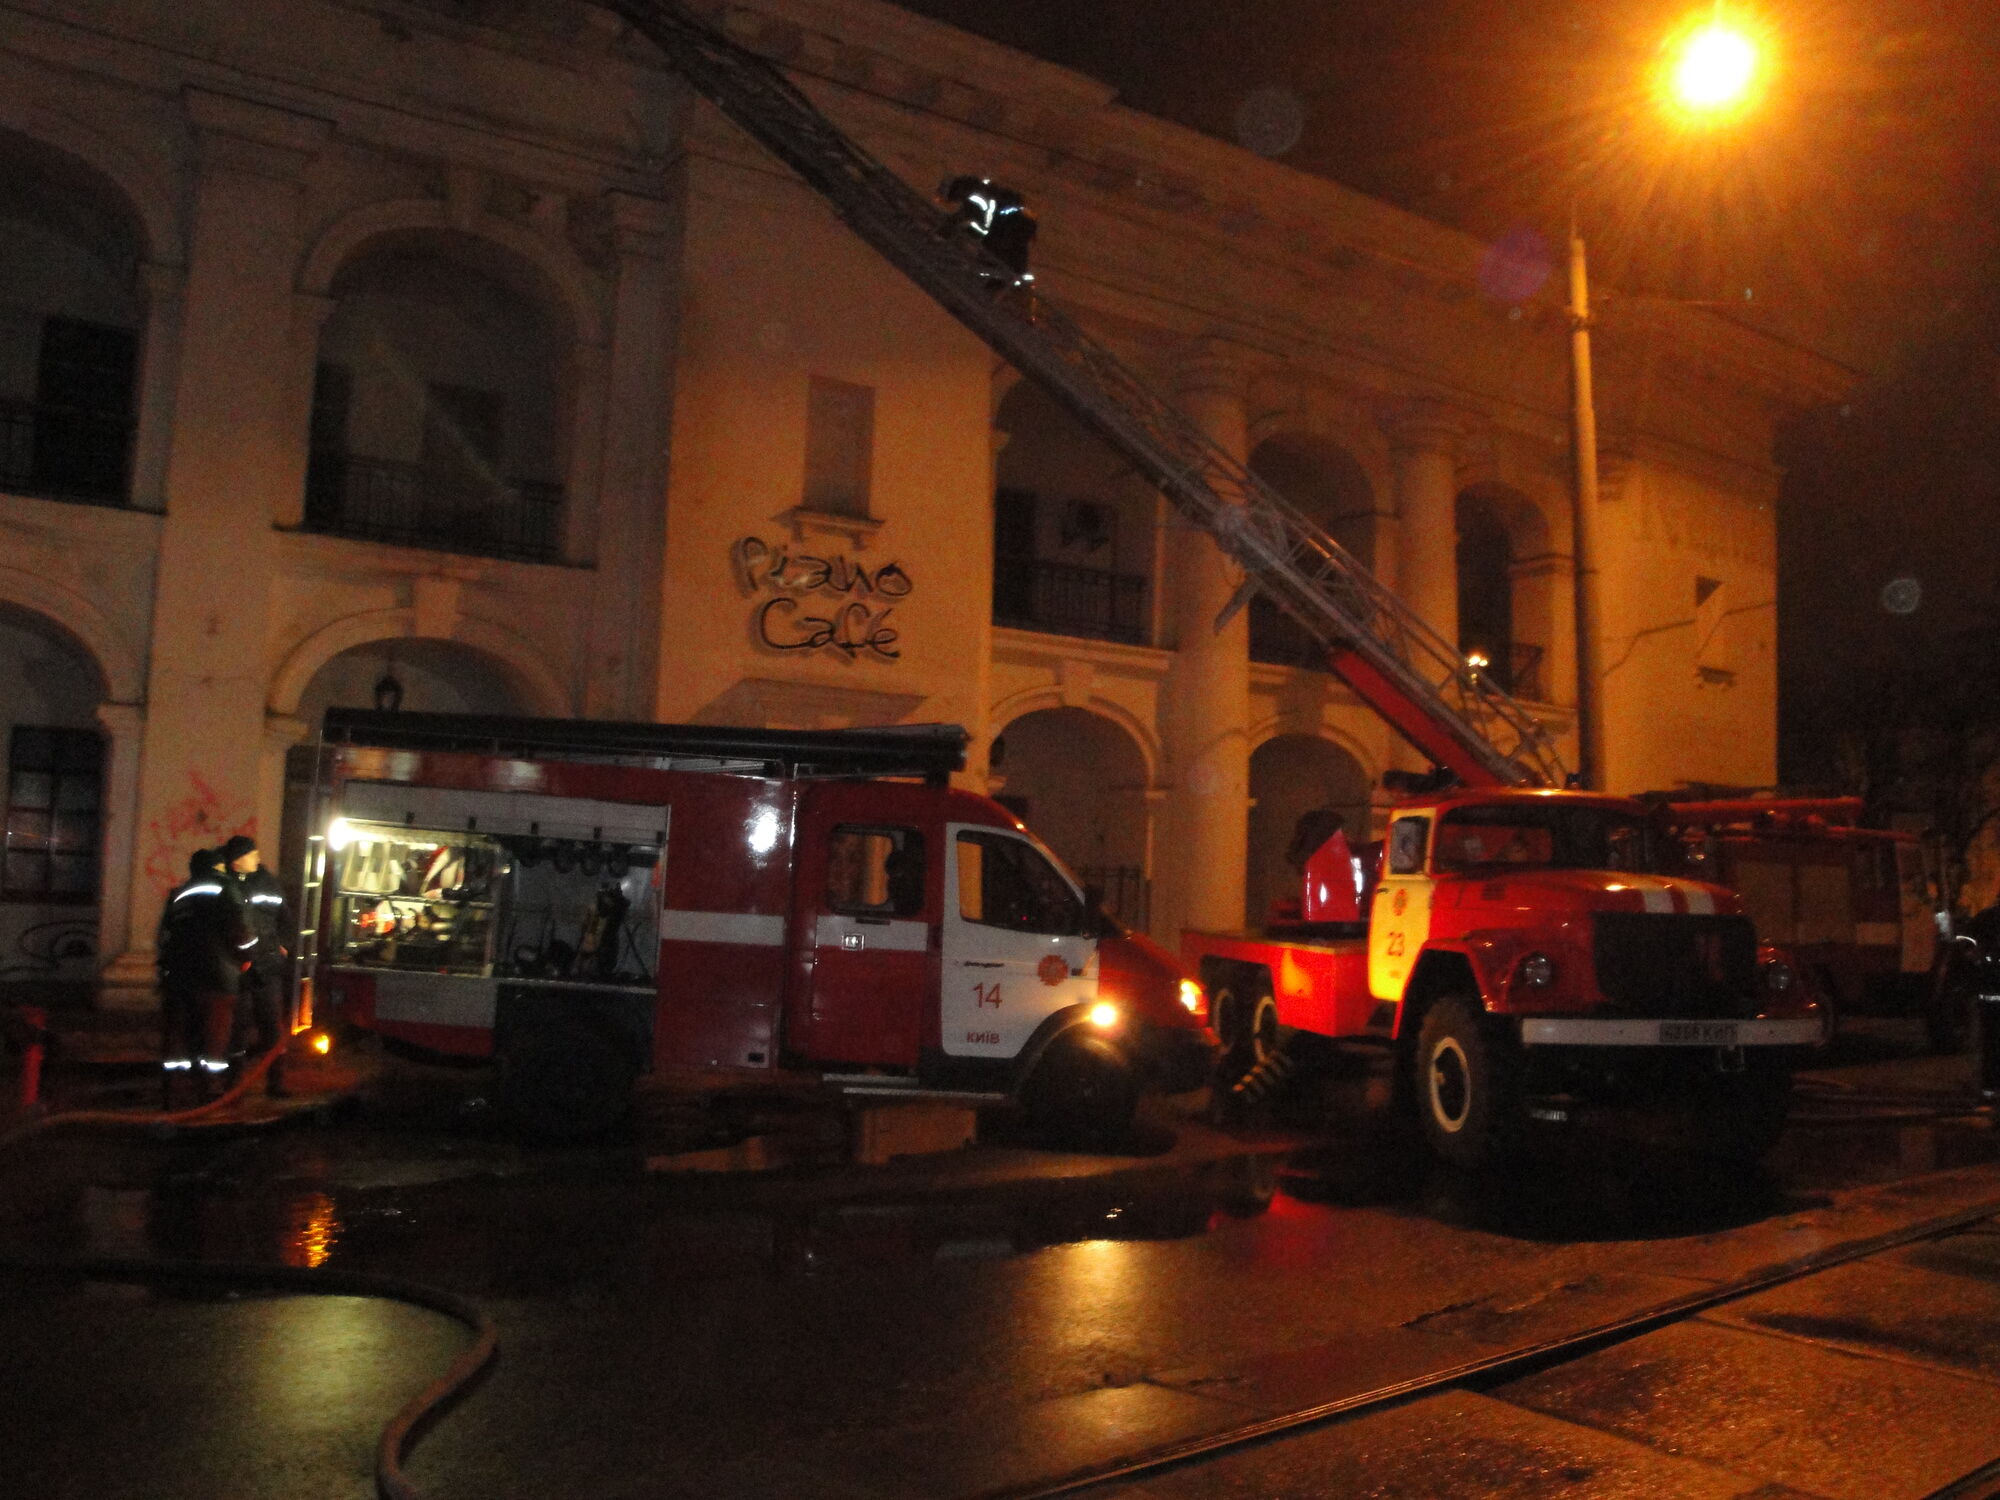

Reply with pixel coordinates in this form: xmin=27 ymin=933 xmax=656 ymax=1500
xmin=306 ymin=236 xmax=567 ymax=562
xmin=0 ymin=132 xmax=146 ymax=506
xmin=991 ymin=383 xmax=1154 ymax=645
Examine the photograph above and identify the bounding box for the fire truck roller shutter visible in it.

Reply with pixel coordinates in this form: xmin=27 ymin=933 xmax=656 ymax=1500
xmin=338 ymin=782 xmax=669 ymax=846
xmin=494 ymin=982 xmax=652 ymax=1140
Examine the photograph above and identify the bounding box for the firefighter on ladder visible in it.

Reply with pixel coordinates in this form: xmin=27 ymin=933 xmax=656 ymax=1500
xmin=156 ymin=849 xmax=253 ymax=1104
xmin=938 ymin=174 xmax=1037 ymax=285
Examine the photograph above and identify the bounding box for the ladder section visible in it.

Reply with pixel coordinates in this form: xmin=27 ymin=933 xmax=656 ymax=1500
xmin=608 ymin=0 xmax=1565 ymax=788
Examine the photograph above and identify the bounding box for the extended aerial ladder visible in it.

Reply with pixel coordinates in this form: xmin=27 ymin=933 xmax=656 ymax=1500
xmin=605 ymin=0 xmax=1566 ymax=789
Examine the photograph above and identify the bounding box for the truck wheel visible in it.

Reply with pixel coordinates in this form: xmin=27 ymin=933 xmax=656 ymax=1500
xmin=1414 ymin=996 xmax=1513 ymax=1169
xmin=501 ymin=1024 xmax=637 ymax=1141
xmin=1213 ymin=978 xmax=1278 ymax=1073
xmin=1023 ymin=1033 xmax=1138 ymax=1150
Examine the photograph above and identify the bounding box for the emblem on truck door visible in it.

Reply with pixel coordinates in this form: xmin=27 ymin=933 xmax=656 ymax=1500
xmin=1037 ymin=954 xmax=1068 ymax=986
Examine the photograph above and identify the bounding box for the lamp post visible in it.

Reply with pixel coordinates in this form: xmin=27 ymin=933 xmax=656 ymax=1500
xmin=1567 ymin=11 xmax=1764 ymax=789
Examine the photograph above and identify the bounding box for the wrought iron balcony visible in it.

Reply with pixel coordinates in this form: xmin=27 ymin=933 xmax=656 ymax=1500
xmin=1466 ymin=643 xmax=1548 ymax=702
xmin=993 ymin=555 xmax=1149 ymax=646
xmin=303 ymin=451 xmax=563 ymax=563
xmin=0 ymin=395 xmax=133 ymax=506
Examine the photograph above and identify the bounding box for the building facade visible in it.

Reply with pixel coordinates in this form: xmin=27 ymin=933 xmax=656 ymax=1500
xmin=0 ymin=0 xmax=1847 ymax=989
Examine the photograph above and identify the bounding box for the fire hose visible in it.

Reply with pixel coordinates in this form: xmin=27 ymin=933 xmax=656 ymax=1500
xmin=0 ymin=1033 xmax=497 ymax=1500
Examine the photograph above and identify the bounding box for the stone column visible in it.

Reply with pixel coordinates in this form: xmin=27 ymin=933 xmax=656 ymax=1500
xmin=584 ymin=191 xmax=673 ymax=719
xmin=1387 ymin=404 xmax=1465 ymax=652
xmin=121 ymin=90 xmax=329 ymax=976
xmin=129 ymin=262 xmax=186 ymax=513
xmin=1155 ymin=340 xmax=1252 ymax=942
xmin=93 ymin=701 xmax=149 ymax=997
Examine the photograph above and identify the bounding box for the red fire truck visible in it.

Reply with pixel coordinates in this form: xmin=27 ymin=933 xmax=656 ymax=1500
xmin=304 ymin=711 xmax=1215 ymax=1141
xmin=1184 ymin=785 xmax=1824 ymax=1167
xmin=1662 ymin=798 xmax=1940 ymax=1037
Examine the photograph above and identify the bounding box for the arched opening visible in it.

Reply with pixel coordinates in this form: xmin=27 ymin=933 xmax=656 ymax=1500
xmin=992 ymin=382 xmax=1156 ymax=646
xmin=1247 ymin=435 xmax=1376 ymax=669
xmin=0 ymin=603 xmax=108 ymax=990
xmin=0 ymin=130 xmax=147 ymax=506
xmin=1456 ymin=484 xmax=1555 ymax=701
xmin=1247 ymin=734 xmax=1371 ymax=929
xmin=305 ymin=233 xmax=570 ymax=563
xmin=280 ymin=637 xmax=532 ymax=900
xmin=989 ymin=706 xmax=1151 ymax=928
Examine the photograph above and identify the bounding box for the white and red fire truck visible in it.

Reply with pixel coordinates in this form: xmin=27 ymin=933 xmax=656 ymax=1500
xmin=303 ymin=711 xmax=1214 ymax=1140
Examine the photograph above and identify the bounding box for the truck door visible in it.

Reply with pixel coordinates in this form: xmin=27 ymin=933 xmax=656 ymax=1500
xmin=942 ymin=825 xmax=1096 ymax=1061
xmin=789 ymin=793 xmax=934 ymax=1068
xmin=1369 ymin=812 xmax=1434 ymax=1003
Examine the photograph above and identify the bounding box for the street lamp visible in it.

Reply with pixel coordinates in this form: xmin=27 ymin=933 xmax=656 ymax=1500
xmin=1568 ymin=11 xmax=1763 ymax=788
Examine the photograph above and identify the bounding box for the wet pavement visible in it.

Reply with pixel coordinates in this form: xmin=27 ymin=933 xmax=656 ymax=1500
xmin=4 ymin=1022 xmax=2000 ymax=1498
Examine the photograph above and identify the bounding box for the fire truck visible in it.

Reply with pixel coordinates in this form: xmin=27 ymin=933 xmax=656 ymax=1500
xmin=1662 ymin=798 xmax=1941 ymax=1039
xmin=304 ymin=710 xmax=1215 ymax=1141
xmin=406 ymin=3 xmax=1823 ymax=1164
xmin=1183 ymin=787 xmax=1823 ymax=1168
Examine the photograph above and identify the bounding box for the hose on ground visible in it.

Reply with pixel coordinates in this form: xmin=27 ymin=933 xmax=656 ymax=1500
xmin=1 ymin=1043 xmax=498 ymax=1500
xmin=0 ymin=1040 xmax=289 ymax=1148
xmin=0 ymin=1252 xmax=497 ymax=1500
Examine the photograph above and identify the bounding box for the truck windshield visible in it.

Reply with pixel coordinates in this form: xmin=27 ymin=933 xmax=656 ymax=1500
xmin=1433 ymin=805 xmax=1680 ymax=875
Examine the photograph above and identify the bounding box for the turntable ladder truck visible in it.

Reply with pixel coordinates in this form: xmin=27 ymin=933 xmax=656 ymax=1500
xmin=598 ymin=1 xmax=1826 ymax=1164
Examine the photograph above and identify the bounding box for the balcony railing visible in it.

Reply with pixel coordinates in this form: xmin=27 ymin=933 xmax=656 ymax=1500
xmin=0 ymin=396 xmax=132 ymax=506
xmin=1078 ymin=864 xmax=1149 ymax=932
xmin=304 ymin=451 xmax=563 ymax=563
xmin=994 ymin=555 xmax=1148 ymax=646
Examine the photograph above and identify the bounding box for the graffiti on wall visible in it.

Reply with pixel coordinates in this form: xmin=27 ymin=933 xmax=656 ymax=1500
xmin=0 ymin=915 xmax=95 ymax=982
xmin=733 ymin=536 xmax=911 ymax=662
xmin=141 ymin=770 xmax=255 ymax=905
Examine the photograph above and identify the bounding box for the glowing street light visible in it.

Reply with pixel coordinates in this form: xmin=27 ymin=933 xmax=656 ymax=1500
xmin=1661 ymin=15 xmax=1765 ymax=121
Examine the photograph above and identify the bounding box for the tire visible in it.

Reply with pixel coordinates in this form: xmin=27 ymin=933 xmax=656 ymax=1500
xmin=1022 ymin=1032 xmax=1139 ymax=1150
xmin=501 ymin=1023 xmax=638 ymax=1141
xmin=1212 ymin=975 xmax=1278 ymax=1074
xmin=1413 ymin=995 xmax=1514 ymax=1169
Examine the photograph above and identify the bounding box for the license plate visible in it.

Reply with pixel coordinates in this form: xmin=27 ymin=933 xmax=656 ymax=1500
xmin=1660 ymin=1020 xmax=1738 ymax=1045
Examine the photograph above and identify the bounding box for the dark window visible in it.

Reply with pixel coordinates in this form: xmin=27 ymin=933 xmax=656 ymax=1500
xmin=802 ymin=376 xmax=874 ymax=517
xmin=309 ymin=362 xmax=352 ymax=454
xmin=956 ymin=831 xmax=1084 ymax=935
xmin=1434 ymin=804 xmax=1681 ymax=875
xmin=3 ymin=316 xmax=138 ymax=502
xmin=4 ymin=726 xmax=103 ymax=903
xmin=827 ymin=825 xmax=926 ymax=917
xmin=1387 ymin=816 xmax=1429 ymax=876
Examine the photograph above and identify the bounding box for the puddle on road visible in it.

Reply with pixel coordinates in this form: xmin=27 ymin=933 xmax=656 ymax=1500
xmin=28 ymin=1143 xmax=1293 ymax=1297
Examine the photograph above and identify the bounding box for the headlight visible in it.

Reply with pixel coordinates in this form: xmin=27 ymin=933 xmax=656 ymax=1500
xmin=1088 ymin=1002 xmax=1120 ymax=1030
xmin=1178 ymin=979 xmax=1206 ymax=1017
xmin=1762 ymin=959 xmax=1796 ymax=993
xmin=1517 ymin=952 xmax=1557 ymax=989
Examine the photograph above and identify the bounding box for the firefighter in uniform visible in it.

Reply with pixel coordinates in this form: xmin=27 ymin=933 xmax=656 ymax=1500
xmin=220 ymin=833 xmax=291 ymax=1097
xmin=938 ymin=174 xmax=1038 ymax=282
xmin=155 ymin=848 xmax=248 ymax=1104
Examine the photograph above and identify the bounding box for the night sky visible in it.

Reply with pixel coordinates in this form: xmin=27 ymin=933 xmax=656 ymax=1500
xmin=889 ymin=0 xmax=2000 ymax=789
